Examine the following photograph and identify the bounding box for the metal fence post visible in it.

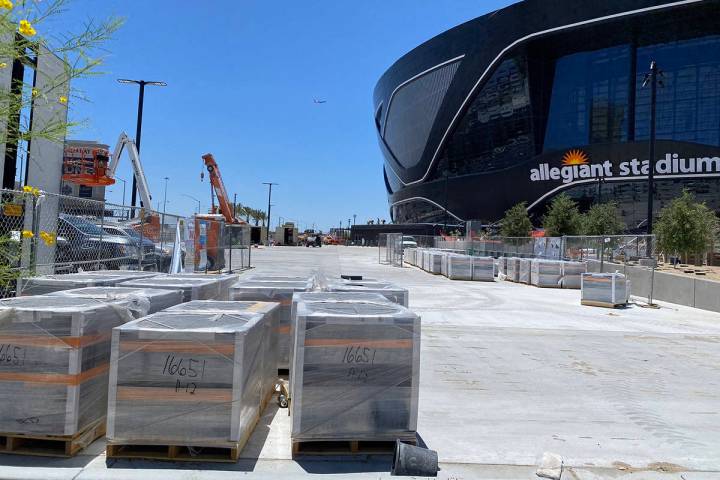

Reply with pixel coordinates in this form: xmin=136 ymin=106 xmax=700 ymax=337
xmin=97 ymin=206 xmax=105 ymax=270
xmin=138 ymin=209 xmax=145 ymax=270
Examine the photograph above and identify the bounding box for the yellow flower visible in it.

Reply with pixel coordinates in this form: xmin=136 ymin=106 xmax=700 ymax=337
xmin=59 ymin=95 xmax=67 ymax=105
xmin=18 ymin=20 xmax=36 ymax=37
xmin=39 ymin=231 xmax=55 ymax=246
xmin=22 ymin=185 xmax=32 ymax=193
xmin=0 ymin=63 xmax=7 ymax=69
xmin=21 ymin=230 xmax=33 ymax=238
xmin=31 ymin=88 xmax=38 ymax=97
xmin=31 ymin=187 xmax=40 ymax=196
xmin=0 ymin=0 xmax=12 ymax=11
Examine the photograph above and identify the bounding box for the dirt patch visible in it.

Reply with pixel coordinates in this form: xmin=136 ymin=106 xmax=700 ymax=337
xmin=612 ymin=461 xmax=687 ymax=473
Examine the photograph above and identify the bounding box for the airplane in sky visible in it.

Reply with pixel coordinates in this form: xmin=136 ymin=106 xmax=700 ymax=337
xmin=313 ymin=98 xmax=327 ymax=104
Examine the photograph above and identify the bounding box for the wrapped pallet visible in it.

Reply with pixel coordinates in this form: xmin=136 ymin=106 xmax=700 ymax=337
xmin=164 ymin=273 xmax=239 ymax=300
xmin=561 ymin=261 xmax=587 ymax=289
xmin=472 ymin=256 xmax=495 ymax=281
xmin=518 ymin=258 xmax=531 ymax=284
xmin=119 ymin=276 xmax=224 ymax=302
xmin=497 ymin=257 xmax=507 ymax=276
xmin=505 ymin=257 xmax=520 ymax=282
xmin=20 ymin=271 xmax=162 ymax=296
xmin=446 ymin=254 xmax=471 ymax=280
xmin=291 ymin=299 xmax=420 ymax=450
xmin=106 ymin=310 xmax=275 ymax=461
xmin=231 ymin=279 xmax=315 ymax=371
xmin=530 ymin=259 xmax=563 ymax=288
xmin=581 ymin=272 xmax=631 ymax=307
xmin=326 ymin=279 xmax=409 ymax=307
xmin=165 ymin=300 xmax=280 ymax=401
xmin=46 ymin=286 xmax=183 ymax=316
xmin=0 ymin=296 xmax=130 ymax=438
xmin=405 ymin=248 xmax=417 ymax=266
xmin=427 ymin=251 xmax=444 ymax=274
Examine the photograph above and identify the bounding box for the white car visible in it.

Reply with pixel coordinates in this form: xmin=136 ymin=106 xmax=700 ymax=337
xmin=401 ymin=235 xmax=418 ymax=249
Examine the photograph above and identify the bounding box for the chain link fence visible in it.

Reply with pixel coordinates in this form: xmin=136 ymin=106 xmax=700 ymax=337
xmin=0 ymin=188 xmax=252 ymax=298
xmin=378 ymin=232 xmax=404 ymax=266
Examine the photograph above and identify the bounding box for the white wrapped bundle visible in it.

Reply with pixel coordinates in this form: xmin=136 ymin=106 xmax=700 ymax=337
xmin=107 ymin=309 xmax=275 ymax=449
xmin=518 ymin=258 xmax=531 ymax=284
xmin=20 ymin=271 xmax=162 ymax=296
xmin=326 ymin=279 xmax=409 ymax=307
xmin=405 ymin=248 xmax=417 ymax=266
xmin=581 ymin=272 xmax=631 ymax=306
xmin=471 ymin=256 xmax=495 ymax=281
xmin=164 ymin=273 xmax=239 ymax=300
xmin=291 ymin=300 xmax=420 ymax=444
xmin=119 ymin=276 xmax=225 ymax=302
xmin=530 ymin=260 xmax=563 ymax=288
xmin=505 ymin=257 xmax=520 ymax=282
xmin=0 ymin=296 xmax=131 ymax=435
xmin=46 ymin=286 xmax=183 ymax=317
xmin=427 ymin=251 xmax=444 ymax=274
xmin=446 ymin=254 xmax=472 ymax=280
xmin=561 ymin=261 xmax=587 ymax=289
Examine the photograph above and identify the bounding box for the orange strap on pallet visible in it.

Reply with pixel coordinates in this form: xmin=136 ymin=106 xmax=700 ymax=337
xmin=0 ymin=332 xmax=112 ymax=349
xmin=0 ymin=363 xmax=109 ymax=386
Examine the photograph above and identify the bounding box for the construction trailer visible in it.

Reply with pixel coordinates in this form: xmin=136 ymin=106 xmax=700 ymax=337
xmin=274 ymin=222 xmax=299 ymax=246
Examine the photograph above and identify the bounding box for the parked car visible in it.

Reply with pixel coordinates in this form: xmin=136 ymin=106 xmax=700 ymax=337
xmin=54 ymin=214 xmax=153 ymax=271
xmin=100 ymin=223 xmax=170 ymax=271
xmin=401 ymin=235 xmax=418 ymax=249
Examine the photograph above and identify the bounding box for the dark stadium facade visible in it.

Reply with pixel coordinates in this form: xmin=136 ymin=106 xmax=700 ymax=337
xmin=374 ymin=0 xmax=720 ymax=228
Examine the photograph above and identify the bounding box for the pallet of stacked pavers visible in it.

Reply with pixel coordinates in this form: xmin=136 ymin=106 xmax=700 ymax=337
xmin=165 ymin=300 xmax=280 ymax=405
xmin=163 ymin=273 xmax=239 ymax=300
xmin=561 ymin=261 xmax=587 ymax=289
xmin=497 ymin=257 xmax=507 ymax=276
xmin=231 ymin=278 xmax=315 ymax=371
xmin=530 ymin=259 xmax=563 ymax=288
xmin=106 ymin=308 xmax=275 ymax=462
xmin=0 ymin=296 xmax=131 ymax=456
xmin=118 ymin=275 xmax=224 ymax=302
xmin=472 ymin=256 xmax=495 ymax=281
xmin=427 ymin=250 xmax=444 ymax=274
xmin=581 ymin=272 xmax=631 ymax=308
xmin=445 ymin=254 xmax=471 ymax=280
xmin=291 ymin=298 xmax=420 ymax=455
xmin=19 ymin=271 xmax=161 ymax=296
xmin=405 ymin=248 xmax=416 ymax=266
xmin=505 ymin=257 xmax=520 ymax=282
xmin=518 ymin=258 xmax=532 ymax=284
xmin=326 ymin=278 xmax=409 ymax=307
xmin=45 ymin=287 xmax=184 ymax=317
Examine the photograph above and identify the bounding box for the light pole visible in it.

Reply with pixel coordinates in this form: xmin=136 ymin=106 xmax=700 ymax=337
xmin=160 ymin=176 xmax=169 ymax=249
xmin=353 ymin=214 xmax=356 ymax=226
xmin=117 ymin=79 xmax=167 ymax=215
xmin=115 ymin=176 xmax=127 ymax=207
xmin=181 ymin=193 xmax=201 ymax=214
xmin=642 ymin=60 xmax=662 ymax=256
xmin=263 ymin=182 xmax=278 ymax=244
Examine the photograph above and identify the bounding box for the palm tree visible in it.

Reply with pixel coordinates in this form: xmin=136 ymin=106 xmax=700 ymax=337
xmin=256 ymin=210 xmax=267 ymax=227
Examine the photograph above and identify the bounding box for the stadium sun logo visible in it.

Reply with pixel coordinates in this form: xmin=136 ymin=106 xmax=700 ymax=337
xmin=561 ymin=149 xmax=589 ymax=166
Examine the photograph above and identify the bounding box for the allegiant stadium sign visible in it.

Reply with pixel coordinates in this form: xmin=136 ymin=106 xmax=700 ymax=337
xmin=530 ymin=148 xmax=720 ymax=184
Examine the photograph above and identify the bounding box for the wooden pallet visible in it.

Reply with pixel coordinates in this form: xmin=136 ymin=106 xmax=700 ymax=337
xmin=581 ymin=299 xmax=627 ymax=309
xmin=107 ymin=388 xmax=274 ymax=463
xmin=0 ymin=416 xmax=106 ymax=457
xmin=292 ymin=436 xmax=416 ymax=457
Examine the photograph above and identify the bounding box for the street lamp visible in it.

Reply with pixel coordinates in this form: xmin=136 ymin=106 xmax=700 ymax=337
xmin=117 ymin=78 xmax=167 ymax=214
xmin=181 ymin=193 xmax=201 ymax=214
xmin=642 ymin=60 xmax=663 ymax=256
xmin=160 ymin=176 xmax=169 ymax=250
xmin=262 ymin=182 xmax=278 ymax=244
xmin=115 ymin=176 xmax=127 ymax=208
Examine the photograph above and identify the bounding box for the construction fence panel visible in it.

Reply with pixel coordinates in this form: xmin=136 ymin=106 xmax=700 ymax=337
xmin=377 ymin=233 xmax=404 ymax=267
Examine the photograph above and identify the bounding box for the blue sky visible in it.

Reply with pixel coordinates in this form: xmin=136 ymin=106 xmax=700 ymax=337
xmin=59 ymin=0 xmax=512 ymax=231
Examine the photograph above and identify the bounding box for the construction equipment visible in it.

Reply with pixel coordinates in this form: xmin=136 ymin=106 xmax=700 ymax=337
xmin=197 ymin=153 xmax=247 ymax=271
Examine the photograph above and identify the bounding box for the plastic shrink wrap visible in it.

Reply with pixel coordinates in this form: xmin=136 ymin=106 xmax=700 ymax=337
xmin=20 ymin=271 xmax=162 ymax=296
xmin=518 ymin=258 xmax=531 ymax=284
xmin=426 ymin=251 xmax=444 ymax=274
xmin=561 ymin=261 xmax=587 ymax=289
xmin=530 ymin=260 xmax=563 ymax=287
xmin=505 ymin=257 xmax=520 ymax=282
xmin=0 ymin=296 xmax=130 ymax=435
xmin=164 ymin=273 xmax=239 ymax=300
xmin=581 ymin=272 xmax=631 ymax=305
xmin=325 ymin=279 xmax=409 ymax=307
xmin=46 ymin=287 xmax=183 ymax=317
xmin=119 ymin=276 xmax=224 ymax=302
xmin=107 ymin=310 xmax=275 ymax=447
xmin=471 ymin=256 xmax=495 ymax=281
xmin=230 ymin=279 xmax=315 ymax=370
xmin=291 ymin=300 xmax=420 ymax=443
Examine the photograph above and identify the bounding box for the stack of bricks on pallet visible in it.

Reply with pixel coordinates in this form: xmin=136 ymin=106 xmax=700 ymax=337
xmin=230 ymin=277 xmax=315 ymax=370
xmin=0 ymin=296 xmax=130 ymax=436
xmin=471 ymin=256 xmax=495 ymax=281
xmin=518 ymin=258 xmax=532 ymax=284
xmin=445 ymin=254 xmax=470 ymax=280
xmin=581 ymin=272 xmax=631 ymax=306
xmin=20 ymin=271 xmax=161 ymax=295
xmin=426 ymin=251 xmax=444 ymax=274
xmin=45 ymin=287 xmax=184 ymax=317
xmin=165 ymin=300 xmax=280 ymax=401
xmin=290 ymin=297 xmax=420 ymax=446
xmin=119 ymin=275 xmax=226 ymax=302
xmin=561 ymin=261 xmax=587 ymax=289
xmin=505 ymin=257 xmax=520 ymax=282
xmin=404 ymin=248 xmax=416 ymax=266
xmin=530 ymin=259 xmax=563 ymax=288
xmin=106 ymin=308 xmax=276 ymax=452
xmin=163 ymin=273 xmax=239 ymax=301
xmin=497 ymin=257 xmax=507 ymax=276
xmin=326 ymin=278 xmax=409 ymax=307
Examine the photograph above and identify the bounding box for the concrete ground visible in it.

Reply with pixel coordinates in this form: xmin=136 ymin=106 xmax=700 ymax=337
xmin=2 ymin=246 xmax=720 ymax=479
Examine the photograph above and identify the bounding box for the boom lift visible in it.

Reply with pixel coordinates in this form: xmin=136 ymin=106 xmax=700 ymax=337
xmin=201 ymin=153 xmax=241 ymax=223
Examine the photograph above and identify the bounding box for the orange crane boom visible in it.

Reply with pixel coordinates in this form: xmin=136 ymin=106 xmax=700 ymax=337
xmin=201 ymin=153 xmax=241 ymax=224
